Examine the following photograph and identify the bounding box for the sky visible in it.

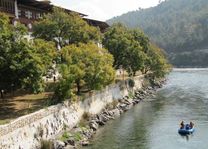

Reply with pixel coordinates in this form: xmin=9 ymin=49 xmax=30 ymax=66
xmin=50 ymin=0 xmax=161 ymax=21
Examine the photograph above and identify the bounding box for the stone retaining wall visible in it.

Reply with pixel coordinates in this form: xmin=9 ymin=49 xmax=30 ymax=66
xmin=0 ymin=76 xmax=144 ymax=149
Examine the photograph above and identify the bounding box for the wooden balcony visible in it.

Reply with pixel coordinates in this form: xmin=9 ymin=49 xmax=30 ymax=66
xmin=0 ymin=7 xmax=15 ymax=16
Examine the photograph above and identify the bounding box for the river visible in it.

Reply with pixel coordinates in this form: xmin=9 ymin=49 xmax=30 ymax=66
xmin=84 ymin=69 xmax=208 ymax=149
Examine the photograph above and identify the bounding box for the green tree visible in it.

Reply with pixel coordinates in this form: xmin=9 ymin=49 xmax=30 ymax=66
xmin=123 ymin=42 xmax=147 ymax=76
xmin=60 ymin=43 xmax=115 ymax=95
xmin=103 ymin=23 xmax=147 ymax=76
xmin=0 ymin=39 xmax=56 ymax=93
xmin=131 ymin=29 xmax=149 ymax=53
xmin=102 ymin=23 xmax=130 ymax=68
xmin=0 ymin=13 xmax=56 ymax=93
xmin=22 ymin=39 xmax=57 ymax=93
xmin=33 ymin=7 xmax=101 ymax=48
xmin=108 ymin=0 xmax=208 ymax=67
xmin=52 ymin=74 xmax=74 ymax=104
xmin=103 ymin=23 xmax=170 ymax=77
xmin=146 ymin=44 xmax=170 ymax=78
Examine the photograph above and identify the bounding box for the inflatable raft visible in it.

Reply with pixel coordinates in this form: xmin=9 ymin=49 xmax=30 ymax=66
xmin=178 ymin=124 xmax=195 ymax=135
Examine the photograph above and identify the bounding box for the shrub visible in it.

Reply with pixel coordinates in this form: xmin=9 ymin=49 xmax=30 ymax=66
xmin=40 ymin=140 xmax=54 ymax=149
xmin=128 ymin=91 xmax=134 ymax=99
xmin=106 ymin=100 xmax=118 ymax=110
xmin=52 ymin=78 xmax=73 ymax=104
xmin=74 ymin=132 xmax=83 ymax=141
xmin=128 ymin=79 xmax=135 ymax=88
xmin=60 ymin=131 xmax=71 ymax=142
xmin=82 ymin=112 xmax=91 ymax=121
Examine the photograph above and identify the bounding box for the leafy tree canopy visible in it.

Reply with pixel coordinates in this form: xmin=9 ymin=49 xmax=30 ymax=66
xmin=103 ymin=23 xmax=170 ymax=76
xmin=103 ymin=23 xmax=147 ymax=76
xmin=0 ymin=13 xmax=56 ymax=93
xmin=108 ymin=0 xmax=208 ymax=67
xmin=146 ymin=44 xmax=171 ymax=78
xmin=33 ymin=7 xmax=101 ymax=48
xmin=60 ymin=43 xmax=115 ymax=95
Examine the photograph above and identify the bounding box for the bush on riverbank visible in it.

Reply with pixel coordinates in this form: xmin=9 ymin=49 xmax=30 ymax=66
xmin=40 ymin=140 xmax=54 ymax=149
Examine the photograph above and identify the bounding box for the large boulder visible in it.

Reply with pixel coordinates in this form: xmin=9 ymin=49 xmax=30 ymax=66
xmin=83 ymin=129 xmax=94 ymax=139
xmin=123 ymin=99 xmax=131 ymax=105
xmin=65 ymin=145 xmax=75 ymax=149
xmin=97 ymin=120 xmax=106 ymax=126
xmin=110 ymin=109 xmax=120 ymax=117
xmin=89 ymin=121 xmax=99 ymax=131
xmin=119 ymin=103 xmax=127 ymax=109
xmin=80 ymin=140 xmax=90 ymax=146
xmin=66 ymin=139 xmax=75 ymax=146
xmin=121 ymin=104 xmax=132 ymax=112
xmin=98 ymin=114 xmax=109 ymax=122
xmin=54 ymin=140 xmax=65 ymax=149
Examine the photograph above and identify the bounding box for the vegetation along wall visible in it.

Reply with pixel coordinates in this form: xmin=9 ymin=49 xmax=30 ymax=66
xmin=0 ymin=76 xmax=144 ymax=149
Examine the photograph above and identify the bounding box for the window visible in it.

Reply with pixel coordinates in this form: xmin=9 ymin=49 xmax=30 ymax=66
xmin=25 ymin=10 xmax=32 ymax=19
xmin=18 ymin=9 xmax=21 ymax=17
xmin=0 ymin=0 xmax=14 ymax=13
xmin=36 ymin=13 xmax=42 ymax=19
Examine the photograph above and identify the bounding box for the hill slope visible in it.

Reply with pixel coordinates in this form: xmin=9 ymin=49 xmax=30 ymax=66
xmin=107 ymin=0 xmax=208 ymax=67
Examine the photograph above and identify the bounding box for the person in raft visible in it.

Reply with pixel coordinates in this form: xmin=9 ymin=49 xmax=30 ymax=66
xmin=180 ymin=121 xmax=185 ymax=129
xmin=189 ymin=121 xmax=194 ymax=129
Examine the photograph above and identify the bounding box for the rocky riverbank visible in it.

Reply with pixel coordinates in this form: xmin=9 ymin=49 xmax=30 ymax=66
xmin=52 ymin=79 xmax=166 ymax=149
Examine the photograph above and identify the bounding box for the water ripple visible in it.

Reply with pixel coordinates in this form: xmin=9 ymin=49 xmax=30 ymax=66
xmin=85 ymin=70 xmax=208 ymax=149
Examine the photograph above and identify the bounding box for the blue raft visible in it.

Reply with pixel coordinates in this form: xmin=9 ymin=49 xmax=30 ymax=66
xmin=178 ymin=124 xmax=195 ymax=135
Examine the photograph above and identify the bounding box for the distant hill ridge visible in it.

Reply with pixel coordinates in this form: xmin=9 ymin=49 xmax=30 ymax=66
xmin=107 ymin=0 xmax=208 ymax=67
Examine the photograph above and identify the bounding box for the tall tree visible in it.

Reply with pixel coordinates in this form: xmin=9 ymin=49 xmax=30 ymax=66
xmin=107 ymin=0 xmax=208 ymax=67
xmin=33 ymin=7 xmax=101 ymax=48
xmin=60 ymin=43 xmax=115 ymax=95
xmin=0 ymin=13 xmax=56 ymax=93
xmin=146 ymin=44 xmax=171 ymax=78
xmin=103 ymin=23 xmax=147 ymax=76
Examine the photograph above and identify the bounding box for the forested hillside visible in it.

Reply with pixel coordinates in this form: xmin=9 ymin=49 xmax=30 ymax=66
xmin=108 ymin=0 xmax=208 ymax=67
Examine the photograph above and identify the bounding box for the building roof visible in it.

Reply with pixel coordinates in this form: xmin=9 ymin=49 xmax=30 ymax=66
xmin=84 ymin=18 xmax=109 ymax=32
xmin=16 ymin=0 xmax=109 ymax=31
xmin=17 ymin=0 xmax=87 ymax=16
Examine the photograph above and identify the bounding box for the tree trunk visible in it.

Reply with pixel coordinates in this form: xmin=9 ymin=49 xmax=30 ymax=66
xmin=76 ymin=80 xmax=81 ymax=95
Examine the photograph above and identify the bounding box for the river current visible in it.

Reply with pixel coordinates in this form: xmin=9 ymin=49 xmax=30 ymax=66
xmin=84 ymin=69 xmax=208 ymax=149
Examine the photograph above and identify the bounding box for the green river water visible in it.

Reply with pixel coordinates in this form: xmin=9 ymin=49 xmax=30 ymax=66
xmin=84 ymin=69 xmax=208 ymax=149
